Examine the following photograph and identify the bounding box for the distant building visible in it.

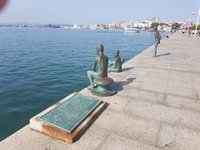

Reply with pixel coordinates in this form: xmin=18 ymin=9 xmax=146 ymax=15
xmin=81 ymin=25 xmax=89 ymax=29
xmin=148 ymin=18 xmax=159 ymax=27
xmin=118 ymin=22 xmax=129 ymax=29
xmin=165 ymin=19 xmax=176 ymax=26
xmin=89 ymin=24 xmax=108 ymax=30
xmin=108 ymin=23 xmax=121 ymax=29
xmin=158 ymin=25 xmax=171 ymax=32
xmin=73 ymin=24 xmax=78 ymax=29
xmin=63 ymin=26 xmax=70 ymax=29
xmin=72 ymin=24 xmax=81 ymax=29
xmin=134 ymin=22 xmax=148 ymax=29
xmin=99 ymin=24 xmax=107 ymax=30
xmin=90 ymin=24 xmax=99 ymax=30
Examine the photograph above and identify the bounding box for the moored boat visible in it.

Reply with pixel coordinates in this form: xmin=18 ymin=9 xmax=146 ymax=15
xmin=124 ymin=25 xmax=140 ymax=33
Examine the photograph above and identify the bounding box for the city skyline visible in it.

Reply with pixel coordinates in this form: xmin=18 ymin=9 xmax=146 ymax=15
xmin=0 ymin=0 xmax=200 ymax=24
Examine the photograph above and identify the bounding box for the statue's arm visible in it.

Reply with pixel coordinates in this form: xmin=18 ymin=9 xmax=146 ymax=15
xmin=93 ymin=58 xmax=97 ymax=71
xmin=159 ymin=33 xmax=161 ymax=40
xmin=108 ymin=60 xmax=115 ymax=66
xmin=114 ymin=58 xmax=119 ymax=68
xmin=121 ymin=58 xmax=125 ymax=64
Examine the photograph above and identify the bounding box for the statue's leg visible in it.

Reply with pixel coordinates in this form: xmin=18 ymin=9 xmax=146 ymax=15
xmin=153 ymin=42 xmax=159 ymax=57
xmin=108 ymin=65 xmax=118 ymax=72
xmin=87 ymin=70 xmax=94 ymax=86
xmin=87 ymin=71 xmax=98 ymax=87
xmin=108 ymin=68 xmax=119 ymax=73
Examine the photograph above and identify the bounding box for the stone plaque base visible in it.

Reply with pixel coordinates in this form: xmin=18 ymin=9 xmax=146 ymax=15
xmin=30 ymin=92 xmax=107 ymax=143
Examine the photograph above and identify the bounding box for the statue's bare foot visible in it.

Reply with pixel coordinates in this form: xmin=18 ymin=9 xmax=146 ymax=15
xmin=87 ymin=85 xmax=93 ymax=90
xmin=87 ymin=84 xmax=97 ymax=90
xmin=93 ymin=84 xmax=97 ymax=88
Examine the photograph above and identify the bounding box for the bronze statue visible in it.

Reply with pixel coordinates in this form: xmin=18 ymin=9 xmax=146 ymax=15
xmin=108 ymin=50 xmax=125 ymax=72
xmin=153 ymin=31 xmax=161 ymax=57
xmin=87 ymin=43 xmax=108 ymax=89
xmin=87 ymin=44 xmax=117 ymax=96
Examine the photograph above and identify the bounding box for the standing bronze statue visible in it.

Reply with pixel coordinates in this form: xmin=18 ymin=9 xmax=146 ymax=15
xmin=153 ymin=31 xmax=161 ymax=57
xmin=87 ymin=44 xmax=117 ymax=96
xmin=108 ymin=50 xmax=125 ymax=72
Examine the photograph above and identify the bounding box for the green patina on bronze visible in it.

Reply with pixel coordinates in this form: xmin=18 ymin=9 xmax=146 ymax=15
xmin=87 ymin=43 xmax=108 ymax=88
xmin=40 ymin=93 xmax=102 ymax=133
xmin=87 ymin=43 xmax=117 ymax=96
xmin=153 ymin=31 xmax=161 ymax=57
xmin=108 ymin=50 xmax=125 ymax=72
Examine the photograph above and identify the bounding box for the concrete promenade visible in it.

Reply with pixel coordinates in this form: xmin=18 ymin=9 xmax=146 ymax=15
xmin=1 ymin=33 xmax=200 ymax=150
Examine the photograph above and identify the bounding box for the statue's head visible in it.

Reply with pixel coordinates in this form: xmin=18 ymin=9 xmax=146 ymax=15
xmin=96 ymin=43 xmax=104 ymax=54
xmin=115 ymin=50 xmax=120 ymax=56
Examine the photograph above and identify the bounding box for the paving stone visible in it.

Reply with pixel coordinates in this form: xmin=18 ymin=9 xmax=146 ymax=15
xmin=165 ymin=95 xmax=200 ymax=112
xmin=98 ymin=133 xmax=159 ymax=150
xmin=158 ymin=124 xmax=200 ymax=150
xmin=166 ymin=86 xmax=197 ymax=99
xmin=0 ymin=125 xmax=62 ymax=150
xmin=125 ymin=100 xmax=200 ymax=131
xmin=94 ymin=108 xmax=160 ymax=146
xmin=140 ymin=81 xmax=167 ymax=93
xmin=118 ymin=88 xmax=166 ymax=104
xmin=65 ymin=125 xmax=108 ymax=150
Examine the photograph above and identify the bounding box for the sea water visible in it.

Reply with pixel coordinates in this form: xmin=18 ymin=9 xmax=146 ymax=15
xmin=0 ymin=28 xmax=168 ymax=140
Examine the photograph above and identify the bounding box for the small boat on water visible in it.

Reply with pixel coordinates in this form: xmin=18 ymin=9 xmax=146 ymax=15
xmin=124 ymin=25 xmax=140 ymax=33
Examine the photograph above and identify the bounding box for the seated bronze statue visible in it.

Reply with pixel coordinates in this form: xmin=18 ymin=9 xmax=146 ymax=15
xmin=87 ymin=43 xmax=108 ymax=88
xmin=87 ymin=44 xmax=117 ymax=96
xmin=108 ymin=50 xmax=125 ymax=73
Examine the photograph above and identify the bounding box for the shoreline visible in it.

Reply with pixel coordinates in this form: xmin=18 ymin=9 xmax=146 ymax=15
xmin=2 ymin=32 xmax=200 ymax=150
xmin=0 ymin=34 xmax=167 ymax=142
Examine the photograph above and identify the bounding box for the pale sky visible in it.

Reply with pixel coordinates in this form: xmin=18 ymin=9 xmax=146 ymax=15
xmin=0 ymin=0 xmax=200 ymax=24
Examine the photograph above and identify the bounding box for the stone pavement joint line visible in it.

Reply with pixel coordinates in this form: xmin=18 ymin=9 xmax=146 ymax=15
xmin=0 ymin=33 xmax=200 ymax=150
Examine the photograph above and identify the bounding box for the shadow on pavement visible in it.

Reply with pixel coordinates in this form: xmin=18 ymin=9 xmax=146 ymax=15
xmin=156 ymin=53 xmax=171 ymax=57
xmin=122 ymin=67 xmax=135 ymax=72
xmin=111 ymin=77 xmax=136 ymax=92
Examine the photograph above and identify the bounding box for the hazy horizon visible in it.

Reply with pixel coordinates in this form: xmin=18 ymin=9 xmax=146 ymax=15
xmin=0 ymin=0 xmax=200 ymax=24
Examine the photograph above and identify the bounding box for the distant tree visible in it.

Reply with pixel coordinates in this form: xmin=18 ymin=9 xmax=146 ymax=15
xmin=150 ymin=22 xmax=159 ymax=30
xmin=189 ymin=24 xmax=200 ymax=30
xmin=159 ymin=23 xmax=169 ymax=27
xmin=171 ymin=23 xmax=181 ymax=29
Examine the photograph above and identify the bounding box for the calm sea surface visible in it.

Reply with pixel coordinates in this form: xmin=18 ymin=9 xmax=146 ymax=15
xmin=0 ymin=28 xmax=168 ymax=140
